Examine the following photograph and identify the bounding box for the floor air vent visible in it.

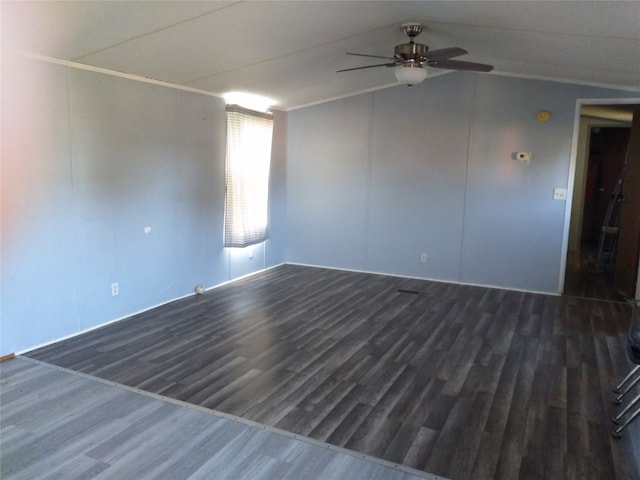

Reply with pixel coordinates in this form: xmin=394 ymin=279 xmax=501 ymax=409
xmin=396 ymin=289 xmax=420 ymax=295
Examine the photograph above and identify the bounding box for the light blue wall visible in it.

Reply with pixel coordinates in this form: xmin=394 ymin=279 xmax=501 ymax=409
xmin=461 ymin=75 xmax=588 ymax=291
xmin=286 ymin=72 xmax=637 ymax=293
xmin=286 ymin=95 xmax=372 ymax=270
xmin=2 ymin=52 xmax=636 ymax=356
xmin=1 ymin=54 xmax=286 ymax=355
xmin=368 ymin=74 xmax=475 ymax=280
xmin=2 ymin=55 xmax=78 ymax=350
xmin=68 ymin=69 xmax=227 ymax=325
xmin=266 ymin=110 xmax=288 ymax=267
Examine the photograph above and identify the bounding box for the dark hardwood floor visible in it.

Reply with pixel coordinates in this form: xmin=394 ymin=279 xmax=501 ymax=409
xmin=27 ymin=264 xmax=640 ymax=480
xmin=1 ymin=357 xmax=432 ymax=480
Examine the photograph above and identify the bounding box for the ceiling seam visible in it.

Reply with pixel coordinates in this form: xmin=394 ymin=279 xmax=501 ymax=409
xmin=71 ymin=0 xmax=245 ymax=62
xmin=181 ymin=22 xmax=403 ymax=85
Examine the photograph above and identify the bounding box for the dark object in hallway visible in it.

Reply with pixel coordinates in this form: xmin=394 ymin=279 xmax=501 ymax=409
xmin=27 ymin=265 xmax=640 ymax=480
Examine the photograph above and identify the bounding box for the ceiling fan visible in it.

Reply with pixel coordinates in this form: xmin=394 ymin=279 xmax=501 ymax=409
xmin=337 ymin=22 xmax=494 ymax=86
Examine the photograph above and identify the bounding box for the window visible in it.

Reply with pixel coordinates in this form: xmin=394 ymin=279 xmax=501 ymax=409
xmin=223 ymin=105 xmax=274 ymax=248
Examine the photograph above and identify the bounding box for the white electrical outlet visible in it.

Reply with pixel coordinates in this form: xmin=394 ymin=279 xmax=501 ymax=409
xmin=420 ymin=253 xmax=428 ymax=263
xmin=111 ymin=282 xmax=119 ymax=296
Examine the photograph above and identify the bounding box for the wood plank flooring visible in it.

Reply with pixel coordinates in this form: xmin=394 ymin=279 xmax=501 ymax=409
xmin=1 ymin=357 xmax=433 ymax=480
xmin=26 ymin=264 xmax=640 ymax=480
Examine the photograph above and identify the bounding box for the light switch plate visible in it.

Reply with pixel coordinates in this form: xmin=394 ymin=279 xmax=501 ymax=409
xmin=553 ymin=188 xmax=567 ymax=200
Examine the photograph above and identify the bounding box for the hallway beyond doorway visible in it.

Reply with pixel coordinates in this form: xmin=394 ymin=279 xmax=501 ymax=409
xmin=564 ymin=249 xmax=629 ymax=302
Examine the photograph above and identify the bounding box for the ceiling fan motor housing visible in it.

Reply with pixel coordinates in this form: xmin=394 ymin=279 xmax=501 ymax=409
xmin=394 ymin=43 xmax=429 ymax=64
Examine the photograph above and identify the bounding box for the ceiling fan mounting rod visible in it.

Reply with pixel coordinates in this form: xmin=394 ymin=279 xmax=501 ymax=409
xmin=396 ymin=23 xmax=428 ymax=65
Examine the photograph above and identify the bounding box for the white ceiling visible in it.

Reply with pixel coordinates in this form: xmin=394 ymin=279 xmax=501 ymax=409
xmin=2 ymin=1 xmax=639 ymax=110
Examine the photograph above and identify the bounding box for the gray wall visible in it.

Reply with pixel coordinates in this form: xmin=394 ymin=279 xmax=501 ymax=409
xmin=1 ymin=54 xmax=286 ymax=354
xmin=2 ymin=51 xmax=636 ymax=356
xmin=286 ymin=72 xmax=636 ymax=293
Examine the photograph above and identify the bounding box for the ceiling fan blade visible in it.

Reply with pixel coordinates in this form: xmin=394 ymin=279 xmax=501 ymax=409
xmin=427 ymin=59 xmax=494 ymax=72
xmin=425 ymin=47 xmax=468 ymax=61
xmin=346 ymin=52 xmax=395 ymax=60
xmin=336 ymin=62 xmax=396 ymax=73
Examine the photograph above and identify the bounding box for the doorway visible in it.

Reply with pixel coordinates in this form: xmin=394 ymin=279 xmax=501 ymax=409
xmin=564 ymin=103 xmax=639 ymax=302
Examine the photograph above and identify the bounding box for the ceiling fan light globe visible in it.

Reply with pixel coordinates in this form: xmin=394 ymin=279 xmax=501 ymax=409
xmin=395 ymin=64 xmax=427 ymax=86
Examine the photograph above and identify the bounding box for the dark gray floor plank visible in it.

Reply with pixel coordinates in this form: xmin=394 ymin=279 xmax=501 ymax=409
xmin=0 ymin=358 xmax=434 ymax=480
xmin=22 ymin=264 xmax=640 ymax=480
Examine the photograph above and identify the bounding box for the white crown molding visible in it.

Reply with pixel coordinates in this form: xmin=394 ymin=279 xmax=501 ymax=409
xmin=17 ymin=50 xmax=640 ymax=112
xmin=18 ymin=50 xmax=225 ymax=100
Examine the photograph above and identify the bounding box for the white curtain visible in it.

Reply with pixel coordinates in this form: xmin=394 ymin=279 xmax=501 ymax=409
xmin=224 ymin=105 xmax=274 ymax=248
